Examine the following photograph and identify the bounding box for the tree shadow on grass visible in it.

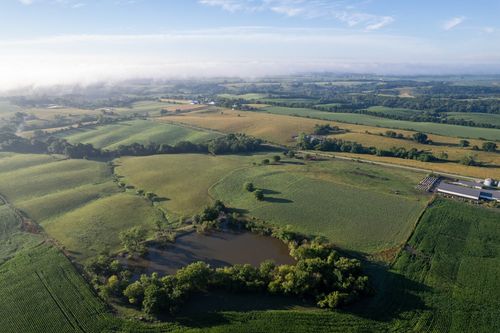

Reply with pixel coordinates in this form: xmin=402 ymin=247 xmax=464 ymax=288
xmin=261 ymin=189 xmax=281 ymax=195
xmin=264 ymin=197 xmax=293 ymax=204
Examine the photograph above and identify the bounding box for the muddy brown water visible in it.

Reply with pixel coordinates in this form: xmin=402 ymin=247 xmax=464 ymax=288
xmin=122 ymin=231 xmax=296 ymax=276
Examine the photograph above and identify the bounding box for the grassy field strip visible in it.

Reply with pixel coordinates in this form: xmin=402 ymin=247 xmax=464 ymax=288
xmin=260 ymin=106 xmax=500 ymax=141
xmin=59 ymin=119 xmax=221 ymax=149
xmin=211 ymin=165 xmax=427 ymax=253
xmin=0 ymin=153 xmax=163 ymax=261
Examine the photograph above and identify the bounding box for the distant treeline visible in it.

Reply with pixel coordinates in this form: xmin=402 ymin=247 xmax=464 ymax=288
xmin=0 ymin=132 xmax=265 ymax=159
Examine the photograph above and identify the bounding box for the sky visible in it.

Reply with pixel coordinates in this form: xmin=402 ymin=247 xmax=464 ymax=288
xmin=0 ymin=0 xmax=499 ymax=90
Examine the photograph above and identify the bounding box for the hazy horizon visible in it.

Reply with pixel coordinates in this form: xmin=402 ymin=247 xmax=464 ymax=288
xmin=1 ymin=0 xmax=499 ymax=91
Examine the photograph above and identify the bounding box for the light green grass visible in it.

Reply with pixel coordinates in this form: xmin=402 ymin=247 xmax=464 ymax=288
xmin=260 ymin=106 xmax=500 ymax=140
xmin=218 ymin=93 xmax=268 ymax=100
xmin=115 ymin=154 xmax=273 ymax=216
xmin=0 ymin=153 xmax=160 ymax=261
xmin=446 ymin=112 xmax=500 ymax=127
xmin=117 ymin=154 xmax=427 ymax=253
xmin=211 ymin=161 xmax=427 ymax=253
xmin=0 ymin=204 xmax=42 ymax=264
xmin=59 ymin=119 xmax=220 ymax=149
xmin=367 ymin=106 xmax=423 ymax=117
xmin=43 ymin=193 xmax=162 ymax=260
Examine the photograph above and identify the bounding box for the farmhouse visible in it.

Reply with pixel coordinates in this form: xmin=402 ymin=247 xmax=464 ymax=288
xmin=437 ymin=182 xmax=500 ymax=202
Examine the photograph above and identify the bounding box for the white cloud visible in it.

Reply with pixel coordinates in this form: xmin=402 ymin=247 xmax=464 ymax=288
xmin=18 ymin=0 xmax=34 ymax=4
xmin=0 ymin=27 xmax=498 ymax=91
xmin=443 ymin=16 xmax=465 ymax=31
xmin=483 ymin=27 xmax=495 ymax=33
xmin=199 ymin=0 xmax=395 ymax=31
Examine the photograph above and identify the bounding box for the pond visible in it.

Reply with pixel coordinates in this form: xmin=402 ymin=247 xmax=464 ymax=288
xmin=122 ymin=230 xmax=296 ymax=276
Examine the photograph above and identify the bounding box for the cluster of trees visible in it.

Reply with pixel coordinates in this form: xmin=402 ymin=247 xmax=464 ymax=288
xmin=244 ymin=182 xmax=265 ymax=201
xmin=0 ymin=130 xmax=265 ymax=159
xmin=383 ymin=130 xmax=405 ymax=139
xmin=312 ymin=124 xmax=341 ymax=135
xmin=297 ymin=133 xmax=438 ymax=163
xmin=102 ymin=240 xmax=370 ymax=316
xmin=207 ymin=133 xmax=264 ymax=155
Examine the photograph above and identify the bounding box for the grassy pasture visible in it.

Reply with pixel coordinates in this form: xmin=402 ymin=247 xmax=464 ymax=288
xmin=446 ymin=112 xmax=500 ymax=127
xmin=117 ymin=153 xmax=428 ymax=253
xmin=211 ymin=161 xmax=427 ymax=253
xmin=0 ymin=204 xmax=42 ymax=264
xmin=0 ymin=153 xmax=160 ymax=261
xmin=44 ymin=193 xmax=162 ymax=260
xmin=115 ymin=154 xmax=271 ymax=217
xmin=367 ymin=106 xmax=423 ymax=117
xmin=260 ymin=106 xmax=500 ymax=141
xmin=58 ymin=119 xmax=220 ymax=149
xmin=218 ymin=93 xmax=268 ymax=100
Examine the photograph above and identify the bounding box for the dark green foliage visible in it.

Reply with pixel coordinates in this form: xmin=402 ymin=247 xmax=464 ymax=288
xmin=313 ymin=124 xmax=339 ymax=135
xmin=482 ymin=141 xmax=497 ymax=152
xmin=244 ymin=182 xmax=255 ymax=192
xmin=119 ymin=227 xmax=148 ymax=256
xmin=254 ymin=189 xmax=264 ymax=201
xmin=459 ymin=139 xmax=470 ymax=147
xmin=207 ymin=133 xmax=263 ymax=155
xmin=412 ymin=132 xmax=429 ymax=144
xmin=119 ymin=241 xmax=369 ymax=317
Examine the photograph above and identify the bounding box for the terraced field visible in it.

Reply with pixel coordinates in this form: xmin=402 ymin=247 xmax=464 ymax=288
xmin=0 ymin=153 xmax=160 ymax=260
xmin=59 ymin=119 xmax=220 ymax=150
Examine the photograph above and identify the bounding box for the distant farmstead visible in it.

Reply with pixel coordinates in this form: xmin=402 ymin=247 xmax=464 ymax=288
xmin=436 ymin=181 xmax=500 ymax=202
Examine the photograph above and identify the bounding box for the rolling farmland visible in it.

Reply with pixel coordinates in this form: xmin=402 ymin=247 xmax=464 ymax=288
xmin=260 ymin=106 xmax=500 ymax=141
xmin=211 ymin=160 xmax=428 ymax=253
xmin=58 ymin=119 xmax=220 ymax=150
xmin=117 ymin=153 xmax=428 ymax=254
xmin=0 ymin=153 xmax=160 ymax=261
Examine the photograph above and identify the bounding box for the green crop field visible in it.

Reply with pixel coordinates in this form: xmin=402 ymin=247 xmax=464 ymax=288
xmin=446 ymin=112 xmax=500 ymax=127
xmin=0 ymin=244 xmax=111 ymax=333
xmin=0 ymin=153 xmax=161 ymax=261
xmin=391 ymin=198 xmax=500 ymax=332
xmin=260 ymin=106 xmax=500 ymax=140
xmin=211 ymin=160 xmax=428 ymax=253
xmin=218 ymin=93 xmax=268 ymax=100
xmin=58 ymin=119 xmax=220 ymax=150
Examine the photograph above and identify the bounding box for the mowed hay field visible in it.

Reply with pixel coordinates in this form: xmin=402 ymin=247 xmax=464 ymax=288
xmin=260 ymin=106 xmax=500 ymax=141
xmin=331 ymin=132 xmax=500 ymax=179
xmin=0 ymin=153 xmax=160 ymax=260
xmin=211 ymin=160 xmax=428 ymax=253
xmin=117 ymin=153 xmax=428 ymax=254
xmin=0 ymin=244 xmax=111 ymax=333
xmin=115 ymin=153 xmax=273 ymax=216
xmin=161 ymin=108 xmax=499 ymax=178
xmin=58 ymin=119 xmax=220 ymax=150
xmin=159 ymin=108 xmax=324 ymax=145
xmin=392 ymin=199 xmax=500 ymax=332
